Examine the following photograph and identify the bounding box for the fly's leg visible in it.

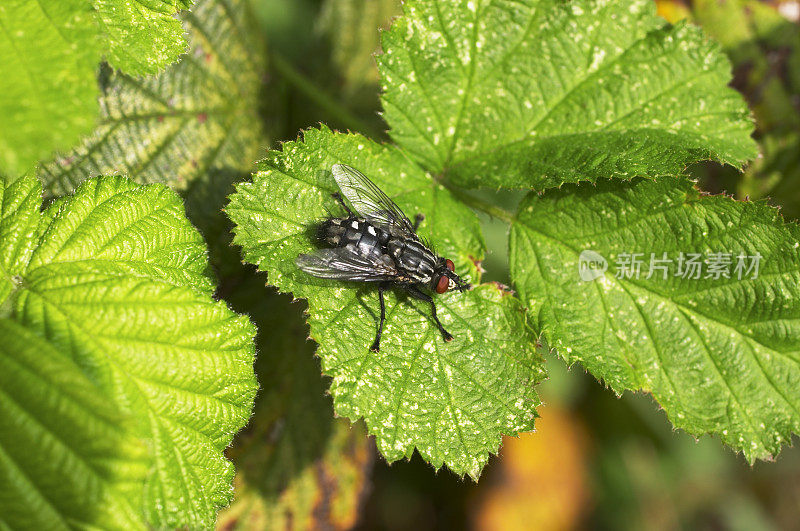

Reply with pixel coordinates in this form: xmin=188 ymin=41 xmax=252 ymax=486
xmin=413 ymin=214 xmax=425 ymax=231
xmin=332 ymin=192 xmax=355 ymax=216
xmin=428 ymin=297 xmax=454 ymax=342
xmin=370 ymin=283 xmax=387 ymax=352
xmin=405 ymin=285 xmax=453 ymax=342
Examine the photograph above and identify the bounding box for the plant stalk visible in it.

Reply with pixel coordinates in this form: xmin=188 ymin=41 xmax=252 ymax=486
xmin=270 ymin=52 xmax=382 ymax=139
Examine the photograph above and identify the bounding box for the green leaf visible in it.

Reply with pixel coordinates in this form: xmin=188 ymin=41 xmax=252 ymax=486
xmin=0 ymin=173 xmax=257 ymax=527
xmin=39 ymin=0 xmax=267 ymax=196
xmin=509 ymin=176 xmax=800 ymax=461
xmin=94 ymin=0 xmax=194 ymax=75
xmin=0 ymin=1 xmax=99 ymax=178
xmin=0 ymin=320 xmax=149 ymax=530
xmin=378 ymin=0 xmax=757 ymax=189
xmin=0 ymin=174 xmax=40 ymax=305
xmin=216 ymin=276 xmax=373 ymax=530
xmin=227 ymin=126 xmax=546 ymax=479
xmin=0 ymin=0 xmax=195 ymax=178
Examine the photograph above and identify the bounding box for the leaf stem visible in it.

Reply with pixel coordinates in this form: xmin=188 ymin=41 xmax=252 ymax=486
xmin=270 ymin=52 xmax=383 ymax=139
xmin=436 ymin=180 xmax=516 ymax=224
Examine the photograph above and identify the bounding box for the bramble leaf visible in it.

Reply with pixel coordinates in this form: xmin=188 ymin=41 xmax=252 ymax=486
xmin=0 ymin=321 xmax=149 ymax=530
xmin=95 ymin=0 xmax=194 ymax=76
xmin=509 ymin=176 xmax=800 ymax=461
xmin=379 ymin=0 xmax=757 ymax=189
xmin=227 ymin=126 xmax=546 ymax=478
xmin=39 ymin=0 xmax=266 ymax=196
xmin=0 ymin=0 xmax=195 ymax=178
xmin=0 ymin=173 xmax=257 ymax=528
xmin=0 ymin=1 xmax=98 ymax=179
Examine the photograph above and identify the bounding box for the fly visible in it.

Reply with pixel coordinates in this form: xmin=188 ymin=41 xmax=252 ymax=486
xmin=296 ymin=164 xmax=471 ymax=352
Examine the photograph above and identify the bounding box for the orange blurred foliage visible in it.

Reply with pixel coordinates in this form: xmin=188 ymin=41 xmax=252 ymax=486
xmin=655 ymin=0 xmax=693 ymax=23
xmin=472 ymin=407 xmax=590 ymax=531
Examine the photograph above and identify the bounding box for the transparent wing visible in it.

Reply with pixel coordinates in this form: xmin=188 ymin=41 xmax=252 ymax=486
xmin=295 ymin=246 xmax=399 ymax=282
xmin=332 ymin=164 xmax=416 ymax=235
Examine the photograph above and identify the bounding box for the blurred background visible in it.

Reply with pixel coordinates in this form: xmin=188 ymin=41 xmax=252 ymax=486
xmin=215 ymin=0 xmax=800 ymax=529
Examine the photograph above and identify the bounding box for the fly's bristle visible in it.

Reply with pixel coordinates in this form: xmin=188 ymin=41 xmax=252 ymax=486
xmin=315 ymin=221 xmax=331 ymax=242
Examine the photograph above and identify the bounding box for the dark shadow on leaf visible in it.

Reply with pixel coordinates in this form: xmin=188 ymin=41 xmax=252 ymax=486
xmin=225 ymin=276 xmax=335 ymax=500
xmin=182 ymin=166 xmax=248 ymax=282
xmin=182 ymin=166 xmax=368 ymax=508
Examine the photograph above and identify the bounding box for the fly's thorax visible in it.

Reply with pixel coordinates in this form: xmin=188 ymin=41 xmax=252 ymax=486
xmin=388 ymin=238 xmax=437 ymax=283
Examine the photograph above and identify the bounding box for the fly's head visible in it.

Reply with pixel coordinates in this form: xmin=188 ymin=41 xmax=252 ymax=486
xmin=432 ymin=258 xmax=471 ymax=294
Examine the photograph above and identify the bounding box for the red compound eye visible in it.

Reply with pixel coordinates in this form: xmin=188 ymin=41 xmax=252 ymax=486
xmin=445 ymin=259 xmax=455 ymax=272
xmin=435 ymin=275 xmax=450 ymax=294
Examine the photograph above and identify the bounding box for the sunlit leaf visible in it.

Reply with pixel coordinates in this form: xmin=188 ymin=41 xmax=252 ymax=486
xmin=0 ymin=1 xmax=98 ymax=178
xmin=227 ymin=126 xmax=545 ymax=478
xmin=95 ymin=0 xmax=194 ymax=75
xmin=0 ymin=173 xmax=257 ymax=527
xmin=0 ymin=320 xmax=149 ymax=530
xmin=379 ymin=0 xmax=757 ymax=189
xmin=0 ymin=0 xmax=195 ymax=178
xmin=510 ymin=176 xmax=800 ymax=461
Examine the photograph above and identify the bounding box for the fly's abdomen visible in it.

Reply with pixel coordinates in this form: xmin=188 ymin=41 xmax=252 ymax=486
xmin=388 ymin=239 xmax=436 ymax=283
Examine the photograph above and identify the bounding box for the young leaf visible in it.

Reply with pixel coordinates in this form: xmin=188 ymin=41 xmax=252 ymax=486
xmin=39 ymin=0 xmax=267 ymax=196
xmin=227 ymin=126 xmax=546 ymax=479
xmin=94 ymin=0 xmax=194 ymax=76
xmin=379 ymin=0 xmax=757 ymax=189
xmin=0 ymin=1 xmax=99 ymax=178
xmin=0 ymin=0 xmax=195 ymax=178
xmin=0 ymin=173 xmax=257 ymax=527
xmin=509 ymin=176 xmax=800 ymax=461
